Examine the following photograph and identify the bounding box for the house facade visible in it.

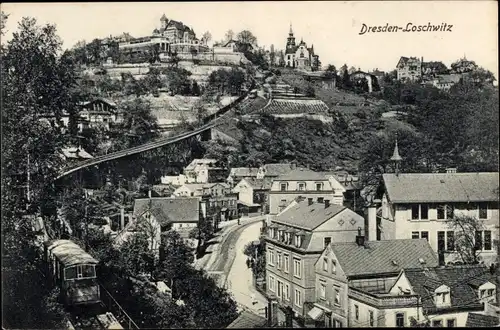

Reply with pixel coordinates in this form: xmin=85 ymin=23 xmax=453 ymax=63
xmin=284 ymin=24 xmax=320 ymax=71
xmin=226 ymin=167 xmax=259 ymax=187
xmin=311 ymin=238 xmax=438 ymax=328
xmin=348 ymin=265 xmax=497 ymax=328
xmin=269 ymin=168 xmax=346 ymax=215
xmin=367 ymin=171 xmax=499 ymax=266
xmin=183 ymin=158 xmax=226 ymax=184
xmin=232 ymin=178 xmax=273 ymax=215
xmin=264 ymin=199 xmax=364 ymax=325
xmin=79 ymin=98 xmax=120 ymax=131
xmin=396 ymin=56 xmax=422 ymax=81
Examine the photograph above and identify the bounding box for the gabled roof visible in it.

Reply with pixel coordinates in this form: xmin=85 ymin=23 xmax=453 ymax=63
xmin=273 ymin=199 xmax=347 ymax=231
xmin=397 ymin=56 xmax=420 ymax=67
xmin=133 ymin=197 xmax=200 ymax=224
xmin=404 ymin=265 xmax=495 ymax=312
xmin=383 ymin=172 xmax=499 ymax=203
xmin=466 ymin=313 xmax=499 ymax=327
xmin=330 ymin=239 xmax=439 ymax=277
xmin=260 ymin=163 xmax=294 ymax=177
xmin=226 ymin=310 xmax=267 ymax=328
xmin=244 ymin=178 xmax=273 ymax=190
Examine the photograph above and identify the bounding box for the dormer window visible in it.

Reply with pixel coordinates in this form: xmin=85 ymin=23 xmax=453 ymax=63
xmin=280 ymin=183 xmax=288 ymax=192
xmin=434 ymin=285 xmax=451 ymax=308
xmin=315 ymin=183 xmax=323 ymax=191
xmin=295 ymin=235 xmax=302 ymax=248
xmin=478 ymin=282 xmax=496 ymax=303
xmin=298 ymin=182 xmax=305 ymax=191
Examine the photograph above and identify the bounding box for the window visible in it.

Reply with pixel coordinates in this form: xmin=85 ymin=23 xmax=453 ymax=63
xmin=484 ymin=231 xmax=492 ymax=250
xmin=475 ymin=231 xmax=483 ymax=251
xmin=277 ymin=281 xmax=283 ymax=298
xmin=284 ymin=254 xmax=289 ymax=273
xmin=446 ymin=205 xmax=454 ymax=219
xmin=323 ymin=258 xmax=328 ymax=271
xmin=432 ymin=320 xmax=442 ymax=327
xmin=280 ymin=183 xmax=287 ymax=191
xmin=298 ymin=182 xmax=305 ymax=191
xmin=479 ymin=203 xmax=488 ymax=219
xmin=480 ymin=289 xmax=486 ymax=298
xmin=411 ymin=204 xmax=419 ymax=220
xmin=65 ymin=266 xmax=77 ymax=280
xmin=277 ymin=252 xmax=282 ymax=269
xmin=319 ymin=282 xmax=326 ymax=299
xmin=395 ymin=313 xmax=405 ymax=327
xmin=369 ymin=311 xmax=374 ymax=327
xmin=332 ymin=260 xmax=337 ymax=274
xmin=268 ymin=249 xmax=274 ymax=265
xmin=316 ymin=183 xmax=322 ymax=191
xmin=317 ymin=197 xmax=324 ymax=203
xmin=446 ymin=231 xmax=455 ymax=251
xmin=334 ymin=288 xmax=340 ymax=305
xmin=295 ymin=235 xmax=302 ymax=248
xmin=421 ymin=204 xmax=429 ymax=219
xmin=487 ymin=289 xmax=494 ymax=298
xmin=447 ymin=319 xmax=456 ymax=327
xmin=294 ymin=289 xmax=302 ymax=307
xmin=354 ymin=305 xmax=359 ymax=320
xmin=412 ymin=232 xmax=420 ymax=239
xmin=437 ymin=204 xmax=446 ymax=220
xmin=324 ymin=237 xmax=332 ymax=248
xmin=421 ymin=231 xmax=429 ymax=241
xmin=76 ymin=265 xmax=84 ymax=278
xmin=285 ymin=283 xmax=290 ymax=300
xmin=269 ymin=275 xmax=275 ymax=292
xmin=293 ymin=259 xmax=301 ymax=278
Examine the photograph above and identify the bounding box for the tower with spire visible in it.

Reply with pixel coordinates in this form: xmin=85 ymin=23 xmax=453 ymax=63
xmin=286 ymin=23 xmax=296 ymax=52
xmin=390 ymin=133 xmax=403 ymax=176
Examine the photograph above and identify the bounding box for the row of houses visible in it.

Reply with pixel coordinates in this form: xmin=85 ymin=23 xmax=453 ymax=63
xmin=261 ymin=143 xmax=499 ymax=328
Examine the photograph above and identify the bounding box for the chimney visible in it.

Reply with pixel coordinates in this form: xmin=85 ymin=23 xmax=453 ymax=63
xmin=446 ymin=167 xmax=457 ymax=174
xmin=120 ymin=207 xmax=125 ymax=230
xmin=367 ymin=199 xmax=381 ymax=241
xmin=324 ymin=200 xmax=330 ymax=209
xmin=308 ymin=198 xmax=313 ymax=206
xmin=355 ymin=227 xmax=365 ymax=247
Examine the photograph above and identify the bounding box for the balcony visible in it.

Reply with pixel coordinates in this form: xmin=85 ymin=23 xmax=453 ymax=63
xmin=315 ymin=297 xmax=346 ymax=317
xmin=348 ymin=288 xmax=420 ymax=308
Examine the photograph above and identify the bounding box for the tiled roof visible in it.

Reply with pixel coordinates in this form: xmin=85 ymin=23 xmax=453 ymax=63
xmin=133 ymin=197 xmax=200 ymax=225
xmin=245 ymin=178 xmax=273 ymax=190
xmin=466 ymin=313 xmax=499 ymax=327
xmin=229 ymin=167 xmax=260 ymax=178
xmin=261 ymin=163 xmax=294 ymax=177
xmin=272 ymin=200 xmax=347 ymax=231
xmin=435 ymin=74 xmax=461 ymax=84
xmin=404 ymin=265 xmax=494 ymax=312
xmin=226 ymin=310 xmax=267 ymax=328
xmin=383 ymin=173 xmax=499 ymax=203
xmin=276 ymin=168 xmax=332 ymax=181
xmin=263 ymin=99 xmax=330 ymax=115
xmin=330 ymin=239 xmax=439 ymax=277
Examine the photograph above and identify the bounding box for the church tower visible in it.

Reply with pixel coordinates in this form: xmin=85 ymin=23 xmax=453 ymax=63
xmin=286 ymin=23 xmax=296 ymax=52
xmin=160 ymin=14 xmax=168 ymax=30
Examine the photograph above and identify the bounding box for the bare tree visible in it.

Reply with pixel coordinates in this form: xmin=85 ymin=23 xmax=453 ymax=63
xmin=225 ymin=29 xmax=234 ymax=42
xmin=447 ymin=211 xmax=486 ymax=264
xmin=202 ymin=31 xmax=212 ymax=45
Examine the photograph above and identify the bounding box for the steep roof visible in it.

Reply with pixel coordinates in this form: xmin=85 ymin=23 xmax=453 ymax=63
xmin=273 ymin=199 xmax=347 ymax=231
xmin=226 ymin=310 xmax=267 ymax=328
xmin=261 ymin=163 xmax=294 ymax=177
xmin=383 ymin=172 xmax=499 ymax=203
xmin=133 ymin=197 xmax=200 ymax=224
xmin=404 ymin=265 xmax=494 ymax=312
xmin=330 ymin=239 xmax=439 ymax=277
xmin=276 ymin=168 xmax=333 ymax=181
xmin=44 ymin=240 xmax=98 ymax=266
xmin=245 ymin=178 xmax=273 ymax=190
xmin=466 ymin=313 xmax=499 ymax=327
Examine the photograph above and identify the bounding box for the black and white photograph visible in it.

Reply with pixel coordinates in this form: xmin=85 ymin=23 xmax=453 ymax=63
xmin=1 ymin=1 xmax=498 ymax=328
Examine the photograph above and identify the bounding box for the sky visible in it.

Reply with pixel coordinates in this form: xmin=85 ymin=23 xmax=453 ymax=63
xmin=2 ymin=1 xmax=498 ymax=78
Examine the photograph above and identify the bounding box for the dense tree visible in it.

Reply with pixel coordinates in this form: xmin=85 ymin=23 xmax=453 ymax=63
xmin=163 ymin=67 xmax=192 ymax=95
xmin=1 ymin=15 xmax=77 ymax=328
xmin=323 ymin=64 xmax=337 ymax=80
xmin=236 ymin=29 xmax=257 ymax=47
xmin=447 ymin=213 xmax=486 ymax=265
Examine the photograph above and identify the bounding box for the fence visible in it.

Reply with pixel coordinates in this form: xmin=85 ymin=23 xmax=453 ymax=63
xmin=99 ymin=282 xmax=139 ymax=329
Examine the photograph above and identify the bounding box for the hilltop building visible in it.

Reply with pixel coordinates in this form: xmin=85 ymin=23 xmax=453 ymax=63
xmin=284 ymin=24 xmax=320 ymax=71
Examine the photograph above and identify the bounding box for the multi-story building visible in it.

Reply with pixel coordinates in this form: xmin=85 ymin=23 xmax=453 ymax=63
xmin=256 ymin=163 xmax=295 ymax=180
xmin=396 ymin=56 xmax=422 ymax=81
xmin=284 ymin=24 xmax=320 ymax=71
xmin=349 ymin=264 xmax=497 ymax=328
xmin=367 ymin=170 xmax=499 ymax=266
xmin=233 ymin=177 xmax=273 ymax=215
xmin=183 ymin=158 xmax=227 ymax=184
xmin=264 ymin=198 xmax=364 ymax=325
xmin=269 ymin=168 xmax=347 ymax=215
xmin=311 ymin=237 xmax=438 ymax=328
xmin=79 ymin=98 xmax=121 ymax=131
xmin=226 ymin=167 xmax=259 ymax=187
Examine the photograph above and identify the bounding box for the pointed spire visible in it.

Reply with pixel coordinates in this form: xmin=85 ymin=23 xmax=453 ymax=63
xmin=391 ymin=133 xmax=403 ymax=176
xmin=289 ymin=22 xmax=293 ymax=35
